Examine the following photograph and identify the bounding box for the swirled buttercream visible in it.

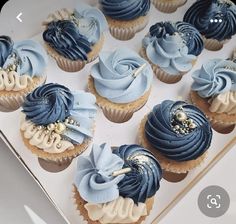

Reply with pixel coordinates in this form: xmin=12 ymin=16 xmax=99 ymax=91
xmin=85 ymin=196 xmax=147 ymax=224
xmin=113 ymin=144 xmax=162 ymax=203
xmin=145 ymin=100 xmax=212 ymax=161
xmin=75 ymin=143 xmax=124 ymax=203
xmin=191 ymin=59 xmax=236 ymax=98
xmin=91 ymin=48 xmax=153 ymax=103
xmin=183 ymin=0 xmax=236 ymax=41
xmin=100 ymin=0 xmax=150 ymax=20
xmin=0 ymin=70 xmax=32 ymax=91
xmin=0 ymin=36 xmax=13 ymax=67
xmin=43 ymin=20 xmax=92 ymax=61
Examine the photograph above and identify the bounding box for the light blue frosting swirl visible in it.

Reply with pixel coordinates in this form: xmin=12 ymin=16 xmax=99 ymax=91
xmin=62 ymin=90 xmax=97 ymax=144
xmin=75 ymin=143 xmax=124 ymax=204
xmin=74 ymin=3 xmax=108 ymax=44
xmin=192 ymin=58 xmax=236 ymax=98
xmin=143 ymin=33 xmax=196 ymax=75
xmin=91 ymin=48 xmax=153 ymax=103
xmin=3 ymin=40 xmax=48 ymax=76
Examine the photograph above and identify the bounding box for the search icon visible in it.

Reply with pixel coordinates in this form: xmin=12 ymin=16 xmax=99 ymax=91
xmin=210 ymin=198 xmax=218 ymax=206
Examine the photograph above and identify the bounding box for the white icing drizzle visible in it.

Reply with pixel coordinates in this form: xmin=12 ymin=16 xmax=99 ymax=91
xmin=210 ymin=91 xmax=236 ymax=115
xmin=20 ymin=119 xmax=74 ymax=153
xmin=0 ymin=70 xmax=33 ymax=91
xmin=84 ymin=196 xmax=147 ymax=224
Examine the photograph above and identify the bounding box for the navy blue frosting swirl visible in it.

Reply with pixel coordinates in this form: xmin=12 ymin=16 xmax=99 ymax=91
xmin=22 ymin=83 xmax=74 ymax=126
xmin=43 ymin=20 xmax=92 ymax=61
xmin=0 ymin=36 xmax=13 ymax=67
xmin=183 ymin=0 xmax=236 ymax=41
xmin=145 ymin=100 xmax=212 ymax=162
xmin=100 ymin=0 xmax=151 ymax=20
xmin=149 ymin=21 xmax=204 ymax=56
xmin=113 ymin=144 xmax=162 ymax=204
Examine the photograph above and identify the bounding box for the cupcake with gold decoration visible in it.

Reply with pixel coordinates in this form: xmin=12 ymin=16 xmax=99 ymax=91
xmin=190 ymin=58 xmax=236 ymax=133
xmin=20 ymin=83 xmax=97 ymax=163
xmin=74 ymin=143 xmax=162 ymax=224
xmin=0 ymin=36 xmax=47 ymax=112
xmin=139 ymin=100 xmax=212 ymax=182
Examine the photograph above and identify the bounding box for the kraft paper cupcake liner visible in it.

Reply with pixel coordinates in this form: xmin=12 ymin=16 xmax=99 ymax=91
xmin=73 ymin=185 xmax=154 ymax=224
xmin=0 ymin=76 xmax=46 ymax=112
xmin=139 ymin=115 xmax=207 ymax=174
xmin=202 ymin=36 xmax=229 ymax=51
xmin=45 ymin=36 xmax=105 ymax=72
xmin=140 ymin=48 xmax=184 ymax=84
xmin=107 ymin=15 xmax=149 ymax=41
xmin=152 ymin=0 xmax=187 ymax=13
xmin=20 ymin=130 xmax=92 ymax=163
xmin=87 ymin=76 xmax=151 ymax=123
xmin=190 ymin=91 xmax=236 ymax=134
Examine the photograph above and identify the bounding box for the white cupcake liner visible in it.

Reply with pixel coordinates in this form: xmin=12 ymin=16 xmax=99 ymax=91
xmin=0 ymin=76 xmax=46 ymax=112
xmin=203 ymin=36 xmax=229 ymax=51
xmin=109 ymin=16 xmax=149 ymax=41
xmin=152 ymin=0 xmax=187 ymax=13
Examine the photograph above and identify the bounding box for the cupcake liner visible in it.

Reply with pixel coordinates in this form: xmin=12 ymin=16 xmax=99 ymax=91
xmin=87 ymin=76 xmax=151 ymax=123
xmin=140 ymin=48 xmax=184 ymax=84
xmin=20 ymin=130 xmax=92 ymax=163
xmin=202 ymin=36 xmax=229 ymax=51
xmin=190 ymin=91 xmax=236 ymax=134
xmin=152 ymin=0 xmax=187 ymax=13
xmin=45 ymin=36 xmax=104 ymax=72
xmin=0 ymin=76 xmax=46 ymax=112
xmin=73 ymin=185 xmax=154 ymax=224
xmin=107 ymin=15 xmax=149 ymax=41
xmin=139 ymin=115 xmax=208 ymax=174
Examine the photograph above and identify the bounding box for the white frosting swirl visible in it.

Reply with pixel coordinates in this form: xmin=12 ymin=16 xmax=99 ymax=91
xmin=85 ymin=196 xmax=147 ymax=224
xmin=210 ymin=91 xmax=236 ymax=114
xmin=20 ymin=119 xmax=74 ymax=153
xmin=0 ymin=70 xmax=33 ymax=91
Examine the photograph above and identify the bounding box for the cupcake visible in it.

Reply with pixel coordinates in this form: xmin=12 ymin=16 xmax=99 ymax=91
xmin=191 ymin=58 xmax=236 ymax=134
xmin=140 ymin=21 xmax=201 ymax=83
xmin=20 ymin=83 xmax=97 ymax=163
xmin=74 ymin=143 xmax=162 ymax=224
xmin=183 ymin=0 xmax=236 ymax=51
xmin=42 ymin=4 xmax=108 ymax=72
xmin=139 ymin=100 xmax=212 ymax=182
xmin=152 ymin=0 xmax=187 ymax=13
xmin=99 ymin=0 xmax=151 ymax=40
xmin=88 ymin=48 xmax=153 ymax=123
xmin=0 ymin=36 xmax=47 ymax=112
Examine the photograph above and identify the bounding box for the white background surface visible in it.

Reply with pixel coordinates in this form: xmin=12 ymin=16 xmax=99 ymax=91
xmin=0 ymin=0 xmax=236 ymax=224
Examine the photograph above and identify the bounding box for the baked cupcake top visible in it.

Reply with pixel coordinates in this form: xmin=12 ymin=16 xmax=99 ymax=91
xmin=192 ymin=58 xmax=236 ymax=114
xmin=20 ymin=83 xmax=97 ymax=153
xmin=100 ymin=0 xmax=151 ymax=21
xmin=142 ymin=22 xmax=197 ymax=75
xmin=145 ymin=100 xmax=212 ymax=161
xmin=91 ymin=48 xmax=153 ymax=103
xmin=183 ymin=0 xmax=236 ymax=41
xmin=43 ymin=3 xmax=108 ymax=61
xmin=0 ymin=36 xmax=47 ymax=91
xmin=75 ymin=143 xmax=162 ymax=223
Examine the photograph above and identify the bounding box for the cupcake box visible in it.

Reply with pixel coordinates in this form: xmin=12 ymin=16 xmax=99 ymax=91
xmin=1 ymin=1 xmax=236 ymax=224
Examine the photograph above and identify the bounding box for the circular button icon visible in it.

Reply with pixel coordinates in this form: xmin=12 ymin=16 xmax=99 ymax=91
xmin=198 ymin=185 xmax=230 ymax=218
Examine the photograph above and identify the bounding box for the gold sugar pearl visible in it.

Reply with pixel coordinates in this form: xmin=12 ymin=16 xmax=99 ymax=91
xmin=55 ymin=123 xmax=66 ymax=134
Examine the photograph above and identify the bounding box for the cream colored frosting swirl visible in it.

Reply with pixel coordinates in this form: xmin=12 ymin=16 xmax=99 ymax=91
xmin=0 ymin=70 xmax=33 ymax=91
xmin=84 ymin=196 xmax=147 ymax=224
xmin=210 ymin=91 xmax=236 ymax=115
xmin=20 ymin=119 xmax=74 ymax=153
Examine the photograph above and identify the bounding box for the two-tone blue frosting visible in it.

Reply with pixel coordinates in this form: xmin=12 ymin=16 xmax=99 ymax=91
xmin=183 ymin=0 xmax=236 ymax=41
xmin=75 ymin=143 xmax=162 ymax=204
xmin=91 ymin=48 xmax=153 ymax=104
xmin=22 ymin=83 xmax=97 ymax=145
xmin=100 ymin=0 xmax=151 ymax=20
xmin=192 ymin=58 xmax=236 ymax=98
xmin=143 ymin=22 xmax=196 ymax=75
xmin=145 ymin=100 xmax=212 ymax=161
